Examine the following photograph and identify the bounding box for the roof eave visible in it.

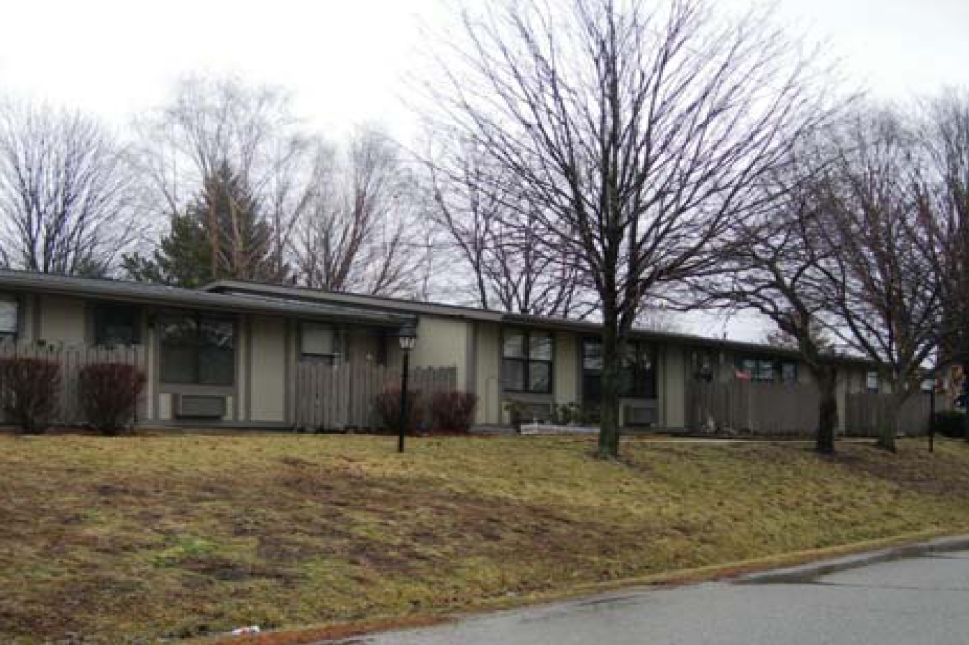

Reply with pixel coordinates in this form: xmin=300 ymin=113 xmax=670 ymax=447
xmin=0 ymin=272 xmax=408 ymax=327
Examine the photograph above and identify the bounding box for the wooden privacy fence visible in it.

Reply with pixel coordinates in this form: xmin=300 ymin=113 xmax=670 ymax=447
xmin=844 ymin=392 xmax=931 ymax=437
xmin=0 ymin=343 xmax=147 ymax=426
xmin=686 ymin=380 xmax=820 ymax=435
xmin=296 ymin=362 xmax=457 ymax=430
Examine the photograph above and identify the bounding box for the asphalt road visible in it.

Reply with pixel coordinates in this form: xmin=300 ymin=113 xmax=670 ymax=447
xmin=337 ymin=548 xmax=969 ymax=645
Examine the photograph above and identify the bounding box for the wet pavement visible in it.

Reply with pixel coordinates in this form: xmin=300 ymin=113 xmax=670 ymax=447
xmin=333 ymin=548 xmax=969 ymax=645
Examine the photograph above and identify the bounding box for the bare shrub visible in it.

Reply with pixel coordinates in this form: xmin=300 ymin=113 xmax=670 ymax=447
xmin=0 ymin=358 xmax=61 ymax=434
xmin=79 ymin=363 xmax=146 ymax=436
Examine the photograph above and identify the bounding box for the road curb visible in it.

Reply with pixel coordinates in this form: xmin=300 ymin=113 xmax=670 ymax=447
xmin=734 ymin=534 xmax=969 ymax=584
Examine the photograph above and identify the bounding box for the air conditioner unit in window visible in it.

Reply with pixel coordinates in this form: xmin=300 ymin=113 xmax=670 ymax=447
xmin=174 ymin=394 xmax=227 ymax=419
xmin=624 ymin=403 xmax=656 ymax=427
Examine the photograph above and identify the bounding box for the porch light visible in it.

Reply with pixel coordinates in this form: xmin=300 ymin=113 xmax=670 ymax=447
xmin=397 ymin=323 xmax=418 ymax=351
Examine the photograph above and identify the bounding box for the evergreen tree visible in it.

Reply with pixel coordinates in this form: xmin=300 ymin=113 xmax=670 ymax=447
xmin=124 ymin=161 xmax=287 ymax=287
xmin=123 ymin=212 xmax=212 ymax=287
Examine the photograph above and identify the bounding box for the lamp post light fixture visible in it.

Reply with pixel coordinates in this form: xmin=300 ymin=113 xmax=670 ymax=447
xmin=397 ymin=323 xmax=418 ymax=453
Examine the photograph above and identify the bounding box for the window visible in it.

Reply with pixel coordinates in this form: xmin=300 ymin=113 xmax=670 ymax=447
xmin=159 ymin=314 xmax=234 ymax=386
xmin=737 ymin=356 xmax=797 ymax=384
xmin=693 ymin=351 xmax=715 ymax=382
xmin=93 ymin=304 xmax=140 ymax=346
xmin=301 ymin=322 xmax=341 ymax=363
xmin=582 ymin=339 xmax=656 ymax=402
xmin=502 ymin=329 xmax=553 ymax=393
xmin=0 ymin=294 xmax=17 ymax=341
xmin=866 ymin=370 xmax=880 ymax=393
xmin=781 ymin=362 xmax=798 ymax=384
xmin=755 ymin=359 xmax=776 ymax=382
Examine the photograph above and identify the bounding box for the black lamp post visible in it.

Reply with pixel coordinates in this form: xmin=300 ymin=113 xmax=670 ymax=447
xmin=396 ymin=323 xmax=418 ymax=453
xmin=924 ymin=372 xmax=937 ymax=453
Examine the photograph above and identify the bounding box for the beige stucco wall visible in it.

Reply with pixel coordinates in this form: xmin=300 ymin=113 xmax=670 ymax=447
xmin=661 ymin=344 xmax=686 ymax=428
xmin=554 ymin=331 xmax=579 ymax=405
xmin=158 ymin=392 xmax=172 ymax=421
xmin=409 ymin=315 xmax=468 ymax=389
xmin=249 ymin=316 xmax=287 ymax=423
xmin=474 ymin=321 xmax=503 ymax=425
xmin=38 ymin=295 xmax=86 ymax=345
xmin=835 ymin=369 xmax=849 ymax=433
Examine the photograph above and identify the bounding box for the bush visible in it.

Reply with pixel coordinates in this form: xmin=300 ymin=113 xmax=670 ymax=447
xmin=79 ymin=363 xmax=146 ymax=436
xmin=0 ymin=357 xmax=61 ymax=435
xmin=503 ymin=399 xmax=526 ymax=432
xmin=430 ymin=390 xmax=478 ymax=432
xmin=373 ymin=387 xmax=423 ymax=432
xmin=933 ymin=410 xmax=967 ymax=439
xmin=551 ymin=402 xmax=582 ymax=425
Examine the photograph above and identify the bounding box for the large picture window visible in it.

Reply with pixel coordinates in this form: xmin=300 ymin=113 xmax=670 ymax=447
xmin=0 ymin=294 xmax=17 ymax=341
xmin=160 ymin=314 xmax=235 ymax=386
xmin=582 ymin=339 xmax=656 ymax=402
xmin=93 ymin=304 xmax=141 ymax=346
xmin=502 ymin=329 xmax=553 ymax=393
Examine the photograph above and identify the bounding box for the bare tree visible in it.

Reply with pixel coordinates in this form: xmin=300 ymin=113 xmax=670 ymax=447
xmin=423 ymin=0 xmax=832 ymax=458
xmin=634 ymin=293 xmax=688 ymax=333
xmin=134 ymin=74 xmax=308 ymax=282
xmin=291 ymin=128 xmax=424 ymax=297
xmin=0 ymin=102 xmax=137 ymax=276
xmin=688 ymin=146 xmax=845 ymax=453
xmin=424 ymin=135 xmax=589 ymax=316
xmin=819 ymin=110 xmax=942 ymax=452
xmin=914 ymin=90 xmax=969 ymax=437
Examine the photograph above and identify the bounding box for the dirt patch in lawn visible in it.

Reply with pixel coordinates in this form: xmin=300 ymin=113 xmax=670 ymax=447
xmin=0 ymin=434 xmax=967 ymax=643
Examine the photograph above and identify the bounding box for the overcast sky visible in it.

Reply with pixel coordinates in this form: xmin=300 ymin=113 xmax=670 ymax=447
xmin=1 ymin=0 xmax=966 ymax=340
xmin=2 ymin=0 xmax=967 ymax=135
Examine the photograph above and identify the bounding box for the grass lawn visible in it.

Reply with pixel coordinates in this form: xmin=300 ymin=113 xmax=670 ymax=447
xmin=2 ymin=434 xmax=969 ymax=644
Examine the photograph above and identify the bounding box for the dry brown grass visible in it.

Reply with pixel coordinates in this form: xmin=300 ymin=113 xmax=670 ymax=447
xmin=1 ymin=434 xmax=968 ymax=644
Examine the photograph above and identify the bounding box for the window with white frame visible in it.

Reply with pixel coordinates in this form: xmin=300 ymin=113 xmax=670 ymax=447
xmin=866 ymin=370 xmax=880 ymax=392
xmin=0 ymin=294 xmax=17 ymax=341
xmin=301 ymin=322 xmax=341 ymax=363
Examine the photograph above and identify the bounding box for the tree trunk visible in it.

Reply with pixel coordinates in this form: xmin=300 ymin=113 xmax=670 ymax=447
xmin=597 ymin=312 xmax=622 ymax=460
xmin=962 ymin=361 xmax=969 ymax=441
xmin=876 ymin=391 xmax=904 ymax=453
xmin=815 ymin=364 xmax=838 ymax=455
